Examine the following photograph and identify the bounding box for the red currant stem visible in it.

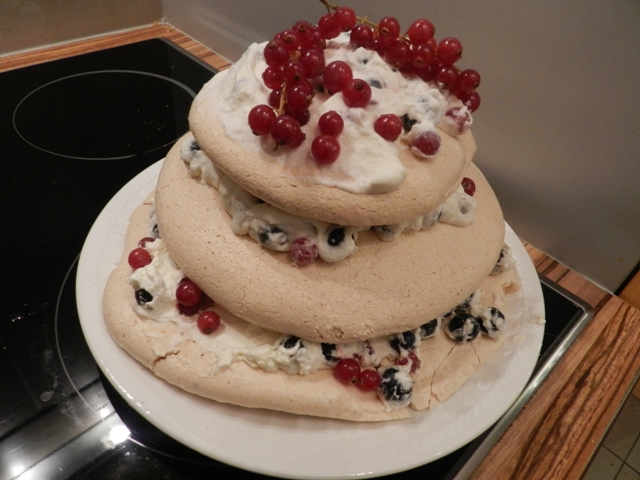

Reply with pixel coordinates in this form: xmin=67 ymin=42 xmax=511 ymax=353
xmin=278 ymin=83 xmax=287 ymax=115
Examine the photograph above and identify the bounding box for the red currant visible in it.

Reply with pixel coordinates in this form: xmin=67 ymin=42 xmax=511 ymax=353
xmin=299 ymin=48 xmax=325 ymax=78
xmin=436 ymin=65 xmax=459 ymax=90
xmin=410 ymin=43 xmax=434 ymax=70
xmin=311 ymin=135 xmax=341 ymax=164
xmin=334 ymin=358 xmax=361 ymax=384
xmin=179 ymin=303 xmax=200 ymax=316
xmin=308 ymin=25 xmax=327 ymax=50
xmin=335 ymin=7 xmax=357 ymax=32
xmin=318 ymin=12 xmax=341 ymax=39
xmin=128 ymin=248 xmax=152 ymax=270
xmin=290 ymin=237 xmax=319 ymax=265
xmin=384 ymin=39 xmax=411 ymax=68
xmin=277 ymin=29 xmax=301 ymax=53
xmin=263 ymin=40 xmax=290 ymax=68
xmin=350 ymin=24 xmax=373 ymax=49
xmin=323 ymin=61 xmax=353 ymax=93
xmin=270 ymin=115 xmax=303 ymax=147
xmin=396 ymin=352 xmax=421 ymax=373
xmin=137 ymin=237 xmax=155 ymax=248
xmin=285 ymin=84 xmax=312 ymax=112
xmin=443 ymin=107 xmax=472 ymax=135
xmin=318 ymin=110 xmax=344 ymax=136
xmin=412 ymin=130 xmax=441 ymax=157
xmin=458 ymin=69 xmax=481 ymax=93
xmin=374 ymin=114 xmax=402 ymax=141
xmin=262 ymin=66 xmax=285 ymax=89
xmin=197 ymin=311 xmax=221 ymax=334
xmin=342 ymin=79 xmax=371 ymax=108
xmin=461 ymin=177 xmax=476 ymax=196
xmin=460 ymin=90 xmax=481 ymax=112
xmin=284 ymin=106 xmax=311 ymax=127
xmin=378 ymin=16 xmax=401 ymax=47
xmin=176 ymin=279 xmax=203 ymax=307
xmin=292 ymin=20 xmax=314 ymax=48
xmin=437 ymin=37 xmax=463 ymax=65
xmin=268 ymin=87 xmax=283 ymax=109
xmin=283 ymin=60 xmax=307 ymax=85
xmin=356 ymin=369 xmax=381 ymax=391
xmin=407 ymin=18 xmax=435 ymax=45
xmin=248 ymin=104 xmax=277 ymax=136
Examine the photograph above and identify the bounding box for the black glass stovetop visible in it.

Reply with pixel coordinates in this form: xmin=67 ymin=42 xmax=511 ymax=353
xmin=0 ymin=38 xmax=592 ymax=480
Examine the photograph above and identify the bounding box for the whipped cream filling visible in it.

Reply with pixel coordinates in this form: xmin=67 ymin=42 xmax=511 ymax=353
xmin=126 ymin=233 xmax=513 ymax=410
xmin=197 ymin=33 xmax=467 ymax=194
xmin=180 ymin=137 xmax=476 ymax=262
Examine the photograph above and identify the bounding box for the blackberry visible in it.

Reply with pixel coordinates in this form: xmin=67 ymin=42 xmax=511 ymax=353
xmin=327 ymin=226 xmax=346 ymax=247
xmin=257 ymin=225 xmax=288 ymax=249
xmin=419 ymin=318 xmax=438 ymax=338
xmin=390 ymin=330 xmax=417 ymax=353
xmin=478 ymin=307 xmax=506 ymax=338
xmin=446 ymin=313 xmax=481 ymax=343
xmin=135 ymin=289 xmax=153 ymax=306
xmin=379 ymin=367 xmax=413 ymax=405
xmin=321 ymin=343 xmax=340 ymax=362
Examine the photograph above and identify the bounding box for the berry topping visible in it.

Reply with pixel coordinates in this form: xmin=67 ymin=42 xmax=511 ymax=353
xmin=323 ymin=60 xmax=353 ymax=93
xmin=437 ymin=37 xmax=463 ymax=65
xmin=342 ymin=78 xmax=372 ymax=108
xmin=356 ymin=369 xmax=381 ymax=391
xmin=128 ymin=247 xmax=152 ymax=270
xmin=412 ymin=130 xmax=441 ymax=158
xmin=377 ymin=16 xmax=401 ymax=47
xmin=419 ymin=318 xmax=438 ymax=338
xmin=335 ymin=6 xmax=357 ymax=32
xmin=350 ymin=23 xmax=373 ymax=49
xmin=446 ymin=313 xmax=481 ymax=343
xmin=461 ymin=177 xmax=476 ymax=196
xmin=318 ymin=110 xmax=344 ymax=136
xmin=311 ymin=134 xmax=341 ymax=164
xmin=321 ymin=343 xmax=340 ymax=362
xmin=248 ymin=104 xmax=277 ymax=135
xmin=326 ymin=226 xmax=346 ymax=246
xmin=374 ymin=114 xmax=403 ymax=141
xmin=262 ymin=66 xmax=285 ymax=89
xmin=248 ymin=4 xmax=483 ymax=162
xmin=270 ymin=115 xmax=303 ymax=147
xmin=441 ymin=107 xmax=472 ymax=136
xmin=396 ymin=351 xmax=421 ymax=373
xmin=478 ymin=307 xmax=506 ymax=338
xmin=281 ymin=336 xmax=304 ymax=350
xmin=378 ymin=366 xmax=413 ymax=406
xmin=197 ymin=311 xmax=221 ymax=334
xmin=135 ymin=289 xmax=153 ymax=306
xmin=334 ymin=358 xmax=361 ymax=384
xmin=179 ymin=303 xmax=200 ymax=316
xmin=390 ymin=330 xmax=417 ymax=352
xmin=258 ymin=225 xmax=289 ymax=249
xmin=407 ymin=18 xmax=436 ymax=45
xmin=290 ymin=237 xmax=319 ymax=265
xmin=458 ymin=69 xmax=481 ymax=93
xmin=176 ymin=279 xmax=203 ymax=307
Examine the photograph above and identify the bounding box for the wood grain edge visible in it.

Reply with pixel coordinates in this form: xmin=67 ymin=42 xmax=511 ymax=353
xmin=0 ymin=22 xmax=231 ymax=73
xmin=471 ymin=288 xmax=640 ymax=479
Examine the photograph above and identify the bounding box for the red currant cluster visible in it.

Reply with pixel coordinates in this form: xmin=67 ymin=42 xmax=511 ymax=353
xmin=128 ymin=237 xmax=221 ymax=334
xmin=334 ymin=358 xmax=381 ymax=391
xmin=247 ymin=2 xmax=481 ymax=163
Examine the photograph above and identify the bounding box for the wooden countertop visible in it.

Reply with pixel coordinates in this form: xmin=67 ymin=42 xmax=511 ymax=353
xmin=5 ymin=23 xmax=640 ymax=480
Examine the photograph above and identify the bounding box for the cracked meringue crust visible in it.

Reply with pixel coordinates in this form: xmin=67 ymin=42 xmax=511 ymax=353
xmin=154 ymin=136 xmax=504 ymax=344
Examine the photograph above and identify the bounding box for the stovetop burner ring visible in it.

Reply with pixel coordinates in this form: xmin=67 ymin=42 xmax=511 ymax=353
xmin=13 ymin=69 xmax=196 ymax=161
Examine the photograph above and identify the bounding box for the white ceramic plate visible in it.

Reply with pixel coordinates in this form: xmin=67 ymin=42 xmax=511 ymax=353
xmin=76 ymin=159 xmax=545 ymax=479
